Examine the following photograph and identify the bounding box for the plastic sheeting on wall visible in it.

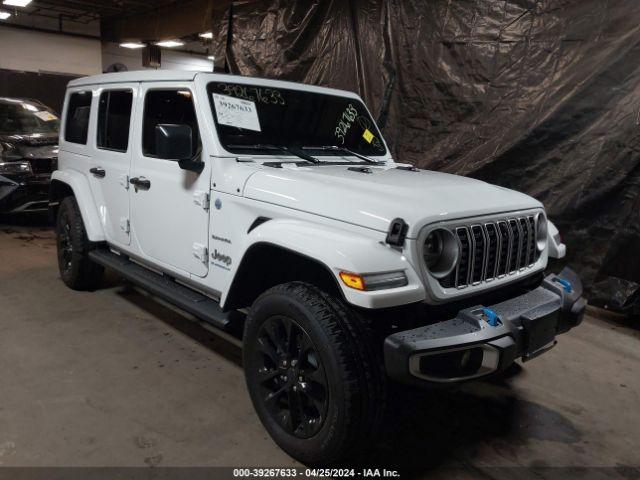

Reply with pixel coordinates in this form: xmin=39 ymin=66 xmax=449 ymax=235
xmin=212 ymin=0 xmax=640 ymax=311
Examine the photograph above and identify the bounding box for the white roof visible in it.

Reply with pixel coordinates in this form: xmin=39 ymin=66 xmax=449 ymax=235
xmin=66 ymin=70 xmax=360 ymax=99
xmin=68 ymin=70 xmax=198 ymax=87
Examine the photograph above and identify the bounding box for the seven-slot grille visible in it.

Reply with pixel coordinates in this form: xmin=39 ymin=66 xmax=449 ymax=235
xmin=439 ymin=215 xmax=541 ymax=289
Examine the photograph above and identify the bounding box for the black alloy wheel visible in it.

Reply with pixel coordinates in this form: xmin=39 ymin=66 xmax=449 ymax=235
xmin=253 ymin=315 xmax=328 ymax=439
xmin=57 ymin=209 xmax=74 ymax=275
xmin=243 ymin=282 xmax=386 ymax=466
xmin=55 ymin=196 xmax=103 ymax=290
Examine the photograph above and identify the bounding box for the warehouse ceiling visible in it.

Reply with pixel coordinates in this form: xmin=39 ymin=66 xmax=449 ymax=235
xmin=3 ymin=0 xmax=182 ymax=24
xmin=0 ymin=0 xmax=223 ymax=55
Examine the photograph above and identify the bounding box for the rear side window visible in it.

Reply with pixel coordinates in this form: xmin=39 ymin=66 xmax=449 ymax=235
xmin=64 ymin=91 xmax=92 ymax=144
xmin=142 ymin=89 xmax=200 ymax=157
xmin=97 ymin=90 xmax=133 ymax=152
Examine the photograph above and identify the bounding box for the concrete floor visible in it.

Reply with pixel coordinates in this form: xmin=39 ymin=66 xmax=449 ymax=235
xmin=0 ymin=216 xmax=639 ymax=477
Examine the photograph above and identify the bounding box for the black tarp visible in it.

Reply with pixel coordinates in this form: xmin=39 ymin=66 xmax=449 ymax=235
xmin=211 ymin=0 xmax=640 ymax=311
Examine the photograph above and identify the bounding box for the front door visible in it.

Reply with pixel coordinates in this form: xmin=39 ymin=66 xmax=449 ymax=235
xmin=129 ymin=83 xmax=210 ymax=277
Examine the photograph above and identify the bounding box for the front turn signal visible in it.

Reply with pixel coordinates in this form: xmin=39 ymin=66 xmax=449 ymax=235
xmin=339 ymin=272 xmax=365 ymax=291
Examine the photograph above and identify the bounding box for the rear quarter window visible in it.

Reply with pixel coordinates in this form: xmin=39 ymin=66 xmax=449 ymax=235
xmin=64 ymin=91 xmax=92 ymax=145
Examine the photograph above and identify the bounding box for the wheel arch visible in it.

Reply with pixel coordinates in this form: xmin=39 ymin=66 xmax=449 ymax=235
xmin=222 ymin=241 xmax=344 ymax=311
xmin=220 ymin=217 xmax=426 ymax=311
xmin=49 ymin=171 xmax=105 ymax=242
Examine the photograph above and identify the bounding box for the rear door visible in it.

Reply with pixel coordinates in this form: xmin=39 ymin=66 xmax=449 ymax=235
xmin=88 ymin=85 xmax=137 ymax=246
xmin=129 ymin=83 xmax=210 ymax=277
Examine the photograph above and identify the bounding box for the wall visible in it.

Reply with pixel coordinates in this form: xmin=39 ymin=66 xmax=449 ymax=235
xmin=0 ymin=26 xmax=101 ymax=76
xmin=212 ymin=0 xmax=640 ymax=309
xmin=0 ymin=69 xmax=75 ymax=113
xmin=102 ymin=42 xmax=213 ymax=73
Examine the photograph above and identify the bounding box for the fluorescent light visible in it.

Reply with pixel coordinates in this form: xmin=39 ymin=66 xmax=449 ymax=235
xmin=0 ymin=10 xmax=10 ymax=19
xmin=207 ymin=56 xmax=215 ymax=61
xmin=199 ymin=32 xmax=213 ymax=39
xmin=3 ymin=0 xmax=32 ymax=6
xmin=120 ymin=42 xmax=145 ymax=49
xmin=155 ymin=40 xmax=184 ymax=48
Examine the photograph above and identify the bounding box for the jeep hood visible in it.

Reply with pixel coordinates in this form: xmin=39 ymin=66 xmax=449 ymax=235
xmin=243 ymin=164 xmax=542 ymax=238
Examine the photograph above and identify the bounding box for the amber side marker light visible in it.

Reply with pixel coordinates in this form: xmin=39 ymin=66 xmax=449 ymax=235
xmin=339 ymin=272 xmax=365 ymax=291
xmin=339 ymin=270 xmax=408 ymax=291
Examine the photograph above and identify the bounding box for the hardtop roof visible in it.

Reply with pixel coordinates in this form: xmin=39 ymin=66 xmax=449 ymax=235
xmin=66 ymin=71 xmax=359 ymax=98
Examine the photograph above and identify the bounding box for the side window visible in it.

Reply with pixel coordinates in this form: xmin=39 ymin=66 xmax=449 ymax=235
xmin=97 ymin=90 xmax=133 ymax=152
xmin=142 ymin=89 xmax=200 ymax=157
xmin=64 ymin=91 xmax=92 ymax=144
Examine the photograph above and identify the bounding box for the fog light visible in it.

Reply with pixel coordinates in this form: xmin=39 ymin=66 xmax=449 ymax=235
xmin=409 ymin=344 xmax=500 ymax=382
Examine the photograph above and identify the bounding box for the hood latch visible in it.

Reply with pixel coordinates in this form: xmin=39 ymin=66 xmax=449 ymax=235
xmin=386 ymin=217 xmax=408 ymax=247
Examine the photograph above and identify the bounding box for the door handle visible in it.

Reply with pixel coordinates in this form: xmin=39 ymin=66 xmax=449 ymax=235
xmin=129 ymin=176 xmax=151 ymax=190
xmin=89 ymin=167 xmax=106 ymax=178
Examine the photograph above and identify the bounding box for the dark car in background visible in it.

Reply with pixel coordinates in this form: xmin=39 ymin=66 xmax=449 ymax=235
xmin=0 ymin=97 xmax=59 ymax=214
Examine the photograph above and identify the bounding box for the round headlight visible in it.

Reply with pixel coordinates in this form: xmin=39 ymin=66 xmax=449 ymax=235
xmin=536 ymin=213 xmax=548 ymax=251
xmin=423 ymin=228 xmax=459 ymax=278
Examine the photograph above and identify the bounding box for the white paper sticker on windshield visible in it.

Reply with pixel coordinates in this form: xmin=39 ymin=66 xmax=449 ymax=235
xmin=212 ymin=93 xmax=261 ymax=132
xmin=33 ymin=111 xmax=58 ymax=122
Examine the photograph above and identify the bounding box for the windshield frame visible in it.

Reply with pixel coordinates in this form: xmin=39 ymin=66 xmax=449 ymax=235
xmin=0 ymin=98 xmax=60 ymax=136
xmin=205 ymin=80 xmax=388 ymax=159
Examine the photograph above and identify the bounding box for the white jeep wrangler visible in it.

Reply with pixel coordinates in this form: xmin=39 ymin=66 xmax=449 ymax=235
xmin=50 ymin=71 xmax=585 ymax=465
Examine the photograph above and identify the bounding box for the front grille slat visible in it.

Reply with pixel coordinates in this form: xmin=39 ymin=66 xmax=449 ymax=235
xmin=470 ymin=225 xmax=485 ymax=284
xmin=434 ymin=213 xmax=542 ymax=290
xmin=527 ymin=216 xmax=537 ymax=265
xmin=455 ymin=227 xmax=471 ymax=288
xmin=485 ymin=223 xmax=499 ymax=281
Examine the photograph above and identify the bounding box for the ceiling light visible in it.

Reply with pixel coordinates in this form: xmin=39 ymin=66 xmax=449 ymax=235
xmin=120 ymin=42 xmax=145 ymax=49
xmin=199 ymin=32 xmax=213 ymax=39
xmin=3 ymin=0 xmax=32 ymax=6
xmin=155 ymin=40 xmax=184 ymax=48
xmin=0 ymin=10 xmax=10 ymax=19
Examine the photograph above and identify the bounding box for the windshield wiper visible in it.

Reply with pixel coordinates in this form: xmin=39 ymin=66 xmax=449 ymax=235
xmin=301 ymin=145 xmax=382 ymax=164
xmin=226 ymin=144 xmax=320 ymax=164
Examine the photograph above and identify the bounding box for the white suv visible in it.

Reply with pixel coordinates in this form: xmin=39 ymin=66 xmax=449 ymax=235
xmin=50 ymin=71 xmax=585 ymax=465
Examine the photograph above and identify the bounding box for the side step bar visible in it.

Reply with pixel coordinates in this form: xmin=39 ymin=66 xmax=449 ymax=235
xmin=89 ymin=249 xmax=230 ymax=331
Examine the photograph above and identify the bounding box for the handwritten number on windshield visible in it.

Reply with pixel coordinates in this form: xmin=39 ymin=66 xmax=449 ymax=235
xmin=219 ymin=84 xmax=285 ymax=106
xmin=334 ymin=104 xmax=359 ymax=145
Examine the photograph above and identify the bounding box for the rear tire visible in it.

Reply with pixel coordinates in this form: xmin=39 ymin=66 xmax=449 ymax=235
xmin=55 ymin=196 xmax=103 ymax=290
xmin=243 ymin=282 xmax=386 ymax=466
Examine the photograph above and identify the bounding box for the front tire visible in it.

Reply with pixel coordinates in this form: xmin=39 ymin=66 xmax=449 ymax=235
xmin=55 ymin=196 xmax=103 ymax=290
xmin=243 ymin=282 xmax=386 ymax=466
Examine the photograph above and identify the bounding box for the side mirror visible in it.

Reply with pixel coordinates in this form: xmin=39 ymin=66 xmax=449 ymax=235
xmin=155 ymin=124 xmax=203 ymax=173
xmin=155 ymin=124 xmax=193 ymax=161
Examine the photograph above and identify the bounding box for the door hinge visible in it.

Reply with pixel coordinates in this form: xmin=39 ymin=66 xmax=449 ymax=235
xmin=193 ymin=190 xmax=210 ymax=211
xmin=120 ymin=217 xmax=130 ymax=234
xmin=119 ymin=174 xmax=130 ymax=190
xmin=192 ymin=242 xmax=208 ymax=263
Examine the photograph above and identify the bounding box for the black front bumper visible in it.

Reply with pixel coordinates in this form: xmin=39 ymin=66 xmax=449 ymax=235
xmin=0 ymin=174 xmax=51 ymax=213
xmin=384 ymin=267 xmax=586 ymax=385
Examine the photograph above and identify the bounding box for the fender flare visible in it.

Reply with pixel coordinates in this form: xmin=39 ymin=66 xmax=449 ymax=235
xmin=50 ymin=170 xmax=105 ymax=242
xmin=223 ymin=218 xmax=425 ymax=310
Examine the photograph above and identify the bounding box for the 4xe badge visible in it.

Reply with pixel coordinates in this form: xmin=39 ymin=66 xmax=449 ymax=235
xmin=214 ymin=198 xmax=222 ymax=210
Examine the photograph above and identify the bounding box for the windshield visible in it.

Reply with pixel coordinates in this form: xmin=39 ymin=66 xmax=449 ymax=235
xmin=0 ymin=99 xmax=60 ymax=136
xmin=207 ymin=81 xmax=386 ymax=156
